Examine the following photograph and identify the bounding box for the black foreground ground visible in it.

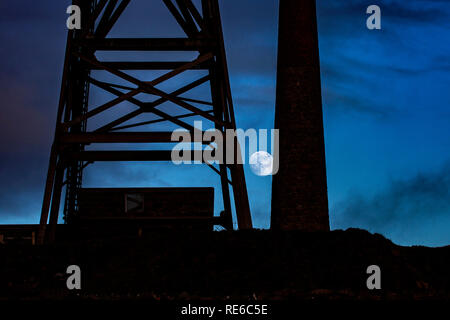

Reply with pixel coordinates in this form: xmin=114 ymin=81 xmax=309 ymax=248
xmin=1 ymin=228 xmax=449 ymax=300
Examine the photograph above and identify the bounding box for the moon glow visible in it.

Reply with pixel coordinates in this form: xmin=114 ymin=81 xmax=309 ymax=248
xmin=249 ymin=151 xmax=274 ymax=176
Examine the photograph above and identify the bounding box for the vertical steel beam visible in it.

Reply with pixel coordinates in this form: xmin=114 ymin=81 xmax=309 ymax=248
xmin=209 ymin=61 xmax=233 ymax=228
xmin=47 ymin=161 xmax=66 ymax=242
xmin=210 ymin=0 xmax=252 ymax=229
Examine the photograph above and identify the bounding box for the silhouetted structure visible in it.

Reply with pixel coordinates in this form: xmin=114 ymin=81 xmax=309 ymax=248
xmin=39 ymin=0 xmax=252 ymax=243
xmin=271 ymin=0 xmax=330 ymax=231
xmin=76 ymin=187 xmax=228 ymax=231
xmin=78 ymin=188 xmax=214 ymax=220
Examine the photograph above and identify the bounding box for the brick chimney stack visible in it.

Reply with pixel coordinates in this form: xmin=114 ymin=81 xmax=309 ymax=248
xmin=271 ymin=0 xmax=330 ymax=231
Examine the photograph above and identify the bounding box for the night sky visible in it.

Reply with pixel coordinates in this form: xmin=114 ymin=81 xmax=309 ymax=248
xmin=0 ymin=0 xmax=449 ymax=247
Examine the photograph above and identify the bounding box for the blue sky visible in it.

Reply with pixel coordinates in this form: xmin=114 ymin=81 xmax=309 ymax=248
xmin=0 ymin=0 xmax=449 ymax=246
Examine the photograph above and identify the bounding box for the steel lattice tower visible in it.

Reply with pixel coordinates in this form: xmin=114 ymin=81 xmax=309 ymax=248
xmin=38 ymin=0 xmax=252 ymax=243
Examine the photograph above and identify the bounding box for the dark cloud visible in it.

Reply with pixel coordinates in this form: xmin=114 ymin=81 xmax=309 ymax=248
xmin=389 ymin=63 xmax=450 ymax=76
xmin=317 ymin=0 xmax=450 ymax=118
xmin=333 ymin=162 xmax=450 ymax=244
xmin=317 ymin=0 xmax=449 ymax=37
xmin=381 ymin=2 xmax=449 ymax=24
xmin=322 ymin=86 xmax=392 ymax=119
xmin=0 ymin=79 xmax=53 ymax=152
xmin=82 ymin=162 xmax=174 ymax=188
xmin=0 ymin=152 xmax=49 ymax=222
xmin=0 ymin=0 xmax=58 ymax=22
xmin=320 ymin=58 xmax=402 ymax=118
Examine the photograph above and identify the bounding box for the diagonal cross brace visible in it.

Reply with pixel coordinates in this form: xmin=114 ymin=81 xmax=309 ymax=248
xmin=63 ymin=52 xmax=213 ymax=128
xmin=73 ymin=52 xmax=225 ymax=127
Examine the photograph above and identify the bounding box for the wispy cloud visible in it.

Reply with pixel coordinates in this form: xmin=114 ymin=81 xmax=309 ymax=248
xmin=333 ymin=162 xmax=450 ymax=246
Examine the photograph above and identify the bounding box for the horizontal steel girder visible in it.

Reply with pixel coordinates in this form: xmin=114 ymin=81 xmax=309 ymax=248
xmin=76 ymin=38 xmax=216 ymax=51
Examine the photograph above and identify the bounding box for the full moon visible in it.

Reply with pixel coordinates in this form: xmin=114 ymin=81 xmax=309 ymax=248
xmin=249 ymin=151 xmax=274 ymax=176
